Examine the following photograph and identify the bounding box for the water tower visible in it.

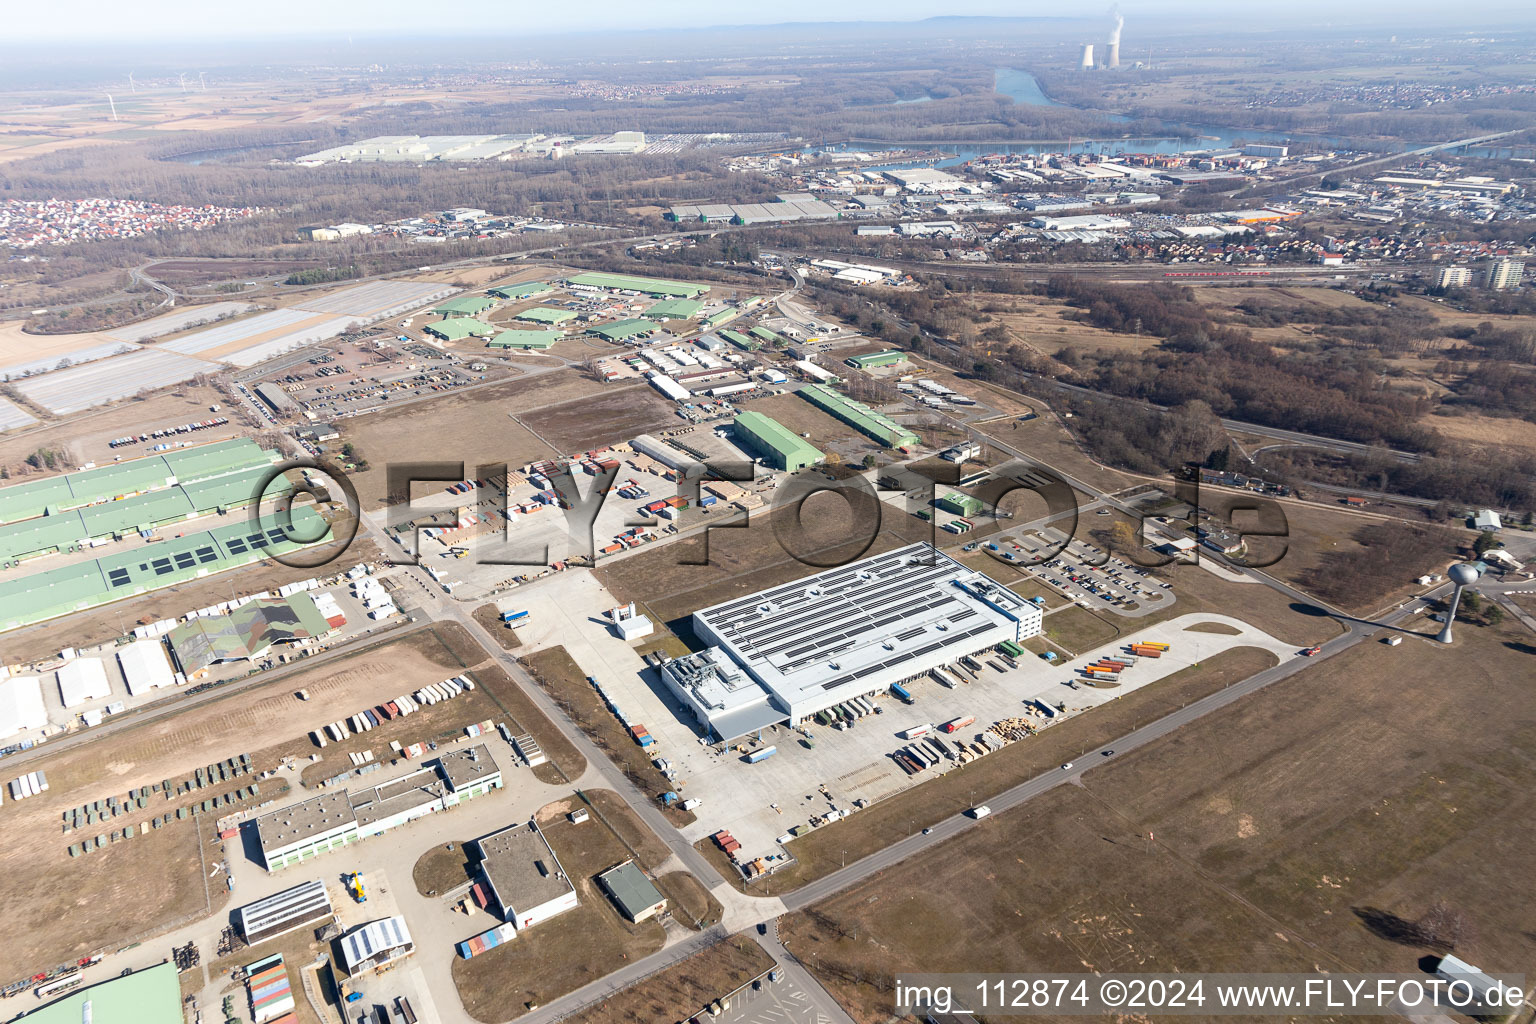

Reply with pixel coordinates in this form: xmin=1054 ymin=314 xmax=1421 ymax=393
xmin=1436 ymin=563 xmax=1481 ymax=644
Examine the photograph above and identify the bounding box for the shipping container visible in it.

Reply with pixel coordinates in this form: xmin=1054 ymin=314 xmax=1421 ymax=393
xmin=745 ymin=746 xmax=777 ymax=764
xmin=889 ymin=682 xmax=914 ymax=703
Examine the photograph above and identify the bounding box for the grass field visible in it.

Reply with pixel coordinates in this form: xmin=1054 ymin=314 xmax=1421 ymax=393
xmin=705 ymin=647 xmax=1278 ymax=896
xmin=561 ymin=936 xmax=773 ymax=1024
xmin=412 ymin=839 xmax=473 ymax=897
xmin=453 ymin=797 xmax=668 ymax=1020
xmin=779 ymin=616 xmax=1536 ymax=1023
xmin=1040 ymin=604 xmax=1121 ymax=654
xmin=472 ymin=603 xmax=524 ymax=650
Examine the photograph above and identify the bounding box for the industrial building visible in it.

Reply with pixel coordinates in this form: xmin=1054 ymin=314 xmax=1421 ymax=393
xmin=1029 ymin=214 xmax=1132 ymax=231
xmin=57 ymin=658 xmax=111 ymax=708
xmin=661 ymin=543 xmax=1044 ymax=739
xmin=845 ymin=350 xmax=908 ymax=370
xmin=588 ymin=319 xmax=656 ymax=343
xmin=488 ymin=282 xmax=554 ymax=301
xmin=425 ymin=317 xmax=496 ymax=342
xmin=643 ymin=298 xmax=705 ymax=320
xmin=732 ymin=411 xmax=824 ymax=471
xmin=566 ymin=272 xmax=708 ymax=299
xmin=596 ymin=860 xmax=668 ymax=922
xmin=488 ymin=330 xmax=562 ymax=349
xmin=235 ymin=879 xmax=335 ymax=945
xmin=168 ymin=593 xmax=336 ymax=679
xmin=513 ymin=306 xmax=577 ymax=325
xmin=25 ymin=964 xmax=182 ymax=1024
xmin=432 ymin=296 xmax=497 ymax=317
xmin=0 ymin=674 xmax=47 ymax=738
xmin=472 ymin=822 xmax=580 ymax=931
xmin=253 ymin=744 xmax=502 ymax=870
xmin=339 ymin=917 xmax=415 ymax=976
xmin=798 ymin=383 xmax=919 ymax=449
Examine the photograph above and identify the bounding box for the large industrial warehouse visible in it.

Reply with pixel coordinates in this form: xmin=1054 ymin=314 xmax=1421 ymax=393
xmin=660 ymin=543 xmax=1044 ymax=740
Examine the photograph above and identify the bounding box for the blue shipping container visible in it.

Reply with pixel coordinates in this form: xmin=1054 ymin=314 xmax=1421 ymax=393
xmin=890 ymin=683 xmax=912 ymax=700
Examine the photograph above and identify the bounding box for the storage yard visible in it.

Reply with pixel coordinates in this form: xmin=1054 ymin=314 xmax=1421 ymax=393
xmin=0 ymin=623 xmax=564 ymax=973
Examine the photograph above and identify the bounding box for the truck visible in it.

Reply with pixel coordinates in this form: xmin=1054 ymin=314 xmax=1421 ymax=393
xmin=500 ymin=609 xmax=530 ymax=625
xmin=899 ymin=724 xmax=932 ymax=740
xmin=939 ymin=716 xmax=975 ymax=734
xmin=969 ymin=805 xmax=992 ymax=819
xmin=889 ymin=682 xmax=914 ymax=704
xmin=745 ymin=746 xmax=777 ymax=763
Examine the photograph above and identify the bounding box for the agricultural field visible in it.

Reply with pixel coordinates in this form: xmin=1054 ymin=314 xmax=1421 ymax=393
xmin=561 ymin=937 xmax=774 ymax=1024
xmin=520 ymin=384 xmax=680 ymax=454
xmin=779 ymin=616 xmax=1536 ymax=1023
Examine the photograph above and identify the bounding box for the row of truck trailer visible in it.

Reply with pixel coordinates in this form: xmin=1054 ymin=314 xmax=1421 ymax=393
xmin=1078 ymin=641 xmax=1169 ymax=683
xmin=813 ymin=695 xmax=881 ymax=729
xmin=311 ymin=675 xmax=476 ymax=747
xmin=6 ymin=769 xmax=49 ymax=802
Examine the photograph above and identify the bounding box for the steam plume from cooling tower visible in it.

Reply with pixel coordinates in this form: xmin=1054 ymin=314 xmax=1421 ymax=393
xmin=1107 ymin=6 xmax=1123 ymax=68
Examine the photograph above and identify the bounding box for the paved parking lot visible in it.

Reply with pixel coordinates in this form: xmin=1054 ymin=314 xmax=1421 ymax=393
xmin=717 ymin=975 xmax=834 ymax=1024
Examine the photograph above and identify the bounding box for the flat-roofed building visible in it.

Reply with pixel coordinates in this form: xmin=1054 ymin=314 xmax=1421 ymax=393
xmin=255 ymin=745 xmax=501 ymax=870
xmin=596 ymin=860 xmax=668 ymax=922
xmin=236 ymin=880 xmax=334 ymax=945
xmin=675 ymin=543 xmax=1043 ymax=733
xmin=473 ymin=822 xmax=579 ymax=931
xmin=253 ymin=791 xmax=360 ymax=871
xmin=339 ymin=917 xmax=415 ymax=977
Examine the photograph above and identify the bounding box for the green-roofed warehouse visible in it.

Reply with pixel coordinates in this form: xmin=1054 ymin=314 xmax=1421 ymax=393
xmin=937 ymin=492 xmax=985 ymax=517
xmin=0 ymin=438 xmax=271 ymax=528
xmin=704 ymin=309 xmax=739 ymax=329
xmin=27 ymin=964 xmax=181 ymax=1024
xmin=0 ymin=464 xmax=290 ymax=562
xmin=749 ymin=325 xmax=786 ymax=346
xmin=513 ymin=306 xmax=578 ymax=325
xmin=846 ymin=350 xmax=908 ymax=369
xmin=566 ymin=272 xmax=709 ymax=299
xmin=733 ymin=411 xmax=824 ymax=472
xmin=425 ymin=317 xmax=496 ymax=342
xmin=719 ymin=330 xmax=760 ymax=352
xmin=488 ymin=281 xmax=553 ymax=300
xmin=643 ymin=298 xmax=704 ymax=321
xmin=432 ymin=296 xmax=497 ymax=316
xmin=798 ymin=383 xmax=920 ymax=449
xmin=587 ymin=319 xmax=656 ymax=343
xmin=0 ymin=505 xmax=332 ymax=632
xmin=488 ymin=330 xmax=562 ymax=350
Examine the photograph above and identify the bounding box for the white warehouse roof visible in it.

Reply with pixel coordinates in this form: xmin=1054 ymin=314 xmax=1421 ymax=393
xmin=340 ymin=916 xmax=413 ymax=972
xmin=118 ymin=641 xmax=176 ymax=696
xmin=0 ymin=676 xmax=46 ymax=738
xmin=57 ymin=658 xmax=111 ymax=708
xmin=689 ymin=543 xmax=1043 ymax=723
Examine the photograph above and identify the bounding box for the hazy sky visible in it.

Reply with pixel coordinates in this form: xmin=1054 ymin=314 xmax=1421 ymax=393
xmin=7 ymin=0 xmax=1533 ymax=41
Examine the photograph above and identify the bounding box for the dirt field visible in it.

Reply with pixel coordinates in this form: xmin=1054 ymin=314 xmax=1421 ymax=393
xmin=454 ymin=797 xmax=668 ymax=1021
xmin=472 ymin=604 xmax=524 ymax=651
xmin=780 ymin=615 xmax=1536 ymax=1023
xmin=0 ymin=381 xmax=253 ymax=472
xmin=341 ymin=373 xmax=613 ymax=507
xmin=562 ymin=936 xmax=773 ymax=1024
xmin=520 ymin=384 xmax=680 ymax=453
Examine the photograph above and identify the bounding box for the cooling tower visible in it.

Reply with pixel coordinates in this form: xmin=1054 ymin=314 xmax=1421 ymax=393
xmin=1079 ymin=43 xmax=1095 ymax=70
